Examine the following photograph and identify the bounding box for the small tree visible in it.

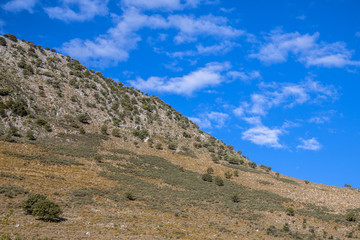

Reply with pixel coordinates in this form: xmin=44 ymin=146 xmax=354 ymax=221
xmin=112 ymin=128 xmax=121 ymax=138
xmin=32 ymin=199 xmax=62 ymax=221
xmin=0 ymin=37 xmax=6 ymax=46
xmin=26 ymin=130 xmax=36 ymax=140
xmin=202 ymin=173 xmax=213 ymax=182
xmin=286 ymin=207 xmax=295 ymax=216
xmin=224 ymin=171 xmax=232 ymax=179
xmin=231 ymin=194 xmax=240 ymax=203
xmin=346 ymin=212 xmax=356 ymax=222
xmin=22 ymin=194 xmax=47 ymax=214
xmin=206 ymin=167 xmax=214 ymax=175
xmin=214 ymin=176 xmax=224 ymax=186
xmin=100 ymin=124 xmax=108 ymax=135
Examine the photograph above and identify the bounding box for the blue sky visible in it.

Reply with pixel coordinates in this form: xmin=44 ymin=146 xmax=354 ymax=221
xmin=1 ymin=0 xmax=360 ymax=187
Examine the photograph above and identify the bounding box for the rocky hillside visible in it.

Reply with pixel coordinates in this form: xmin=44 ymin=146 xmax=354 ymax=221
xmin=1 ymin=34 xmax=360 ymax=240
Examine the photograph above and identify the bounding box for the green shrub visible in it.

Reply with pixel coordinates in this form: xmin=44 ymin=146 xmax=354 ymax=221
xmin=201 ymin=173 xmax=213 ymax=182
xmin=22 ymin=194 xmax=47 ymax=214
xmin=100 ymin=124 xmax=108 ymax=135
xmin=214 ymin=176 xmax=224 ymax=186
xmin=344 ymin=184 xmax=352 ymax=188
xmin=77 ymin=114 xmax=90 ymax=123
xmin=155 ymin=143 xmax=163 ymax=150
xmin=0 ymin=37 xmax=6 ymax=46
xmin=168 ymin=142 xmax=178 ymax=150
xmin=248 ymin=162 xmax=257 ymax=169
xmin=32 ymin=199 xmax=61 ymax=221
xmin=35 ymin=118 xmax=47 ymax=126
xmin=22 ymin=194 xmax=61 ymax=221
xmin=206 ymin=167 xmax=214 ymax=175
xmin=346 ymin=212 xmax=356 ymax=222
xmin=26 ymin=130 xmax=36 ymax=140
xmin=286 ymin=207 xmax=295 ymax=216
xmin=79 ymin=127 xmax=86 ymax=134
xmin=234 ymin=170 xmax=239 ymax=177
xmin=44 ymin=123 xmax=52 ymax=132
xmin=112 ymin=128 xmax=121 ymax=138
xmin=0 ymin=89 xmax=10 ymax=96
xmin=0 ymin=185 xmax=28 ymax=198
xmin=231 ymin=194 xmax=240 ymax=203
xmin=125 ymin=192 xmax=136 ymax=201
xmin=224 ymin=171 xmax=232 ymax=179
xmin=304 ymin=180 xmax=310 ymax=184
xmin=132 ymin=129 xmax=149 ymax=141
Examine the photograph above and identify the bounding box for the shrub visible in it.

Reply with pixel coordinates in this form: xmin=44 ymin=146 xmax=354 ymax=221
xmin=0 ymin=185 xmax=28 ymax=198
xmin=248 ymin=162 xmax=257 ymax=169
xmin=168 ymin=142 xmax=178 ymax=150
xmin=112 ymin=128 xmax=121 ymax=138
xmin=26 ymin=130 xmax=36 ymax=140
xmin=35 ymin=119 xmax=47 ymax=126
xmin=79 ymin=127 xmax=86 ymax=134
xmin=206 ymin=167 xmax=214 ymax=175
xmin=155 ymin=143 xmax=163 ymax=150
xmin=346 ymin=212 xmax=356 ymax=222
xmin=77 ymin=114 xmax=90 ymax=123
xmin=224 ymin=171 xmax=232 ymax=179
xmin=125 ymin=192 xmax=136 ymax=201
xmin=100 ymin=124 xmax=108 ymax=135
xmin=214 ymin=176 xmax=224 ymax=186
xmin=304 ymin=180 xmax=310 ymax=184
xmin=201 ymin=173 xmax=213 ymax=182
xmin=231 ymin=194 xmax=240 ymax=203
xmin=234 ymin=170 xmax=239 ymax=177
xmin=0 ymin=37 xmax=6 ymax=46
xmin=5 ymin=34 xmax=17 ymax=42
xmin=0 ymin=89 xmax=10 ymax=96
xmin=32 ymin=199 xmax=61 ymax=221
xmin=44 ymin=123 xmax=52 ymax=132
xmin=22 ymin=194 xmax=47 ymax=214
xmin=286 ymin=207 xmax=295 ymax=216
xmin=344 ymin=184 xmax=352 ymax=188
xmin=132 ymin=129 xmax=149 ymax=140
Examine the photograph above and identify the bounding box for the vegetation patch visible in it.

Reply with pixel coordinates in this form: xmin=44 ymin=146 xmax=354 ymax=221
xmin=0 ymin=185 xmax=28 ymax=198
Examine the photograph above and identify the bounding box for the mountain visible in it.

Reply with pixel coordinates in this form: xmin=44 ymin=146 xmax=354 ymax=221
xmin=0 ymin=34 xmax=359 ymax=240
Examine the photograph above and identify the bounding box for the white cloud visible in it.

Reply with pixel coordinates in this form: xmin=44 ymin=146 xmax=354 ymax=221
xmin=242 ymin=126 xmax=284 ymax=148
xmin=61 ymin=9 xmax=243 ymax=66
xmin=168 ymin=14 xmax=244 ymax=44
xmin=250 ymin=31 xmax=360 ymax=67
xmin=189 ymin=111 xmax=229 ymax=129
xmin=297 ymin=138 xmax=321 ymax=151
xmin=235 ymin=79 xmax=337 ymax=117
xmin=296 ymin=15 xmax=306 ymax=20
xmin=309 ymin=116 xmax=330 ymax=124
xmin=2 ymin=0 xmax=37 ymax=13
xmin=44 ymin=0 xmax=108 ymax=22
xmin=227 ymin=70 xmax=261 ymax=82
xmin=129 ymin=62 xmax=230 ymax=95
xmin=121 ymin=0 xmax=199 ymax=11
xmin=189 ymin=117 xmax=211 ymax=129
xmin=168 ymin=41 xmax=238 ymax=58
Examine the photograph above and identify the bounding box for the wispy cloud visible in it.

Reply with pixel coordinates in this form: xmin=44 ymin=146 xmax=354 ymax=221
xmin=250 ymin=30 xmax=360 ymax=67
xmin=296 ymin=15 xmax=306 ymax=20
xmin=297 ymin=138 xmax=321 ymax=151
xmin=61 ymin=8 xmax=243 ymax=66
xmin=2 ymin=0 xmax=37 ymax=13
xmin=233 ymin=78 xmax=337 ymax=117
xmin=44 ymin=0 xmax=108 ymax=22
xmin=169 ymin=41 xmax=239 ymax=58
xmin=242 ymin=125 xmax=284 ymax=148
xmin=129 ymin=62 xmax=230 ymax=95
xmin=189 ymin=111 xmax=229 ymax=129
xmin=0 ymin=19 xmax=5 ymax=34
xmin=226 ymin=70 xmax=261 ymax=82
xmin=121 ymin=0 xmax=200 ymax=11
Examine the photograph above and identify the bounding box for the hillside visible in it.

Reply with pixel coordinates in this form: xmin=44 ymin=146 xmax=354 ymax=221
xmin=0 ymin=34 xmax=360 ymax=239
